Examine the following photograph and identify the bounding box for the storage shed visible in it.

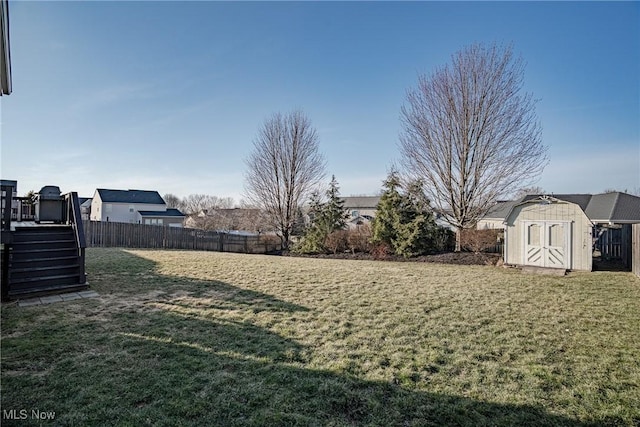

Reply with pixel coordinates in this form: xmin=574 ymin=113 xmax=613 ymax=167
xmin=504 ymin=196 xmax=593 ymax=271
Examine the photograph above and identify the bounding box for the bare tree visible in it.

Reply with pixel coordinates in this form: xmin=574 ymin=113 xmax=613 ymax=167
xmin=513 ymin=186 xmax=545 ymax=199
xmin=244 ymin=110 xmax=326 ymax=249
xmin=163 ymin=193 xmax=182 ymax=209
xmin=180 ymin=194 xmax=235 ymax=215
xmin=399 ymin=43 xmax=547 ymax=250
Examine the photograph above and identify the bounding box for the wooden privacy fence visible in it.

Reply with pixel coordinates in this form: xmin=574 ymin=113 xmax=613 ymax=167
xmin=633 ymin=224 xmax=640 ymax=278
xmin=83 ymin=221 xmax=279 ymax=254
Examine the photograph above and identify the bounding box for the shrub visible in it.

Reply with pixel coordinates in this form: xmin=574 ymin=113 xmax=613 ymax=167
xmin=460 ymin=229 xmax=500 ymax=253
xmin=324 ymin=230 xmax=349 ymax=254
xmin=432 ymin=227 xmax=456 ymax=252
xmin=370 ymin=243 xmax=392 ymax=260
xmin=347 ymin=224 xmax=372 ymax=254
xmin=293 ymin=228 xmax=325 ymax=254
xmin=259 ymin=234 xmax=282 ymax=252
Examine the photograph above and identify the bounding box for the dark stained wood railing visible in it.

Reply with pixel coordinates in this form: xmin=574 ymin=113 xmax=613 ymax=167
xmin=65 ymin=192 xmax=87 ymax=284
xmin=1 ymin=183 xmax=13 ymax=234
xmin=633 ymin=224 xmax=640 ymax=278
xmin=1 ymin=182 xmax=14 ymax=300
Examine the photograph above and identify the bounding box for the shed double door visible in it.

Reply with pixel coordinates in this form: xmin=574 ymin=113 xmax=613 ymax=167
xmin=523 ymin=221 xmax=570 ymax=269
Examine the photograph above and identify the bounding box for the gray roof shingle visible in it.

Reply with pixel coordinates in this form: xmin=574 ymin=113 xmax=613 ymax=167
xmin=483 ymin=199 xmax=521 ymax=219
xmin=341 ymin=196 xmax=381 ymax=209
xmin=138 ymin=208 xmax=185 ymax=217
xmin=96 ymin=189 xmax=165 ymax=205
xmin=486 ymin=192 xmax=640 ymax=223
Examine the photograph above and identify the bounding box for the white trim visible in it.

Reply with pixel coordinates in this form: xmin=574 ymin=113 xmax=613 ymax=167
xmin=521 ymin=220 xmax=572 ymax=269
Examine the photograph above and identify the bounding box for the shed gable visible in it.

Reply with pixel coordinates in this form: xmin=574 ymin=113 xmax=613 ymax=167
xmin=504 ymin=198 xmax=592 ymax=271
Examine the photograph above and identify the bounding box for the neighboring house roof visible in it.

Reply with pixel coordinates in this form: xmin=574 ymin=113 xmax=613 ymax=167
xmin=482 ymin=199 xmax=521 ymax=220
xmin=138 ymin=208 xmax=185 ymax=217
xmin=586 ymin=192 xmax=640 ymax=223
xmin=342 ymin=196 xmax=381 ymax=209
xmin=95 ymin=189 xmax=165 ymax=205
xmin=488 ymin=192 xmax=640 ymax=224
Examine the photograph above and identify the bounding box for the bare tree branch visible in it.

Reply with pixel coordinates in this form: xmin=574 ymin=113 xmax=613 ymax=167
xmin=244 ymin=110 xmax=326 ymax=249
xmin=399 ymin=43 xmax=547 ymax=250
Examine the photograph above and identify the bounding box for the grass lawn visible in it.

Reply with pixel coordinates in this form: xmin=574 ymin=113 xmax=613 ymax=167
xmin=2 ymin=248 xmax=639 ymax=426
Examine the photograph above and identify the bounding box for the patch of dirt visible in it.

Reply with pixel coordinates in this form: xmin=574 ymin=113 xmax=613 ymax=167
xmin=284 ymin=251 xmax=501 ymax=266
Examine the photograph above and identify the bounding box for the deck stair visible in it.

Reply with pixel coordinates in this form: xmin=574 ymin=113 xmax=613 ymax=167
xmin=1 ymin=184 xmax=87 ymax=301
xmin=5 ymin=225 xmax=87 ymax=298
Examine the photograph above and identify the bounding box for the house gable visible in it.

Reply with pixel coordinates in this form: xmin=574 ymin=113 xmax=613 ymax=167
xmin=342 ymin=196 xmax=380 ymax=220
xmin=90 ymin=188 xmax=167 ymax=223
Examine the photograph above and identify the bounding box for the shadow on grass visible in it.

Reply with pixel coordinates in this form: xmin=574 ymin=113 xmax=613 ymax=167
xmin=87 ymin=247 xmax=310 ymax=314
xmin=3 ymin=249 xmax=603 ymax=426
xmin=109 ymin=313 xmax=600 ymax=426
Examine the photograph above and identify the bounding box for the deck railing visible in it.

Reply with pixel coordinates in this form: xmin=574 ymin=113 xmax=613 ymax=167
xmin=64 ymin=192 xmax=87 ymax=283
xmin=1 ymin=183 xmax=13 ymax=233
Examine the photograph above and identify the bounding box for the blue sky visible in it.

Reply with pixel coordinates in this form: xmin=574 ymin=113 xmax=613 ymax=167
xmin=1 ymin=1 xmax=638 ymax=202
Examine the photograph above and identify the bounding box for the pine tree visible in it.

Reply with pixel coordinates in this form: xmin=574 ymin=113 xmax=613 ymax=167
xmin=372 ymin=171 xmax=442 ymax=257
xmin=296 ymin=176 xmax=348 ymax=253
xmin=371 ymin=170 xmax=403 ymax=249
xmin=320 ymin=175 xmax=348 ymax=234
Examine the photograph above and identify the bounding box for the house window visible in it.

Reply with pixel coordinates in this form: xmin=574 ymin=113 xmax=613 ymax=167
xmin=157 ymin=219 xmax=163 ymax=225
xmin=144 ymin=219 xmax=152 ymax=225
xmin=129 ymin=205 xmax=134 ymax=213
xmin=105 ymin=204 xmax=112 ymax=213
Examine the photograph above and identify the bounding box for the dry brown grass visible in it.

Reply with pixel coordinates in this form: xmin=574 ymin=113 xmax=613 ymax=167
xmin=2 ymin=248 xmax=639 ymax=426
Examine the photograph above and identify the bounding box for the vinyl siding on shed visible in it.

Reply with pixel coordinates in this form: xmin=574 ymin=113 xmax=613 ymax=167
xmin=505 ymin=201 xmax=592 ymax=271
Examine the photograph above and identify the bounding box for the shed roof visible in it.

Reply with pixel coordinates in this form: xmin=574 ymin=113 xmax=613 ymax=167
xmin=489 ymin=192 xmax=640 ymax=224
xmin=96 ymin=189 xmax=165 ymax=205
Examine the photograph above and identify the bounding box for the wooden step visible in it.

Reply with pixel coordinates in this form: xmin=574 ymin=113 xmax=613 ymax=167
xmin=9 ymin=273 xmax=84 ymax=288
xmin=4 ymin=224 xmax=85 ymax=301
xmin=10 ymin=248 xmax=78 ymax=261
xmin=12 ymin=239 xmax=77 ymax=250
xmin=10 ymin=255 xmax=80 ymax=269
xmin=10 ymin=264 xmax=80 ymax=280
xmin=8 ymin=283 xmax=89 ymax=299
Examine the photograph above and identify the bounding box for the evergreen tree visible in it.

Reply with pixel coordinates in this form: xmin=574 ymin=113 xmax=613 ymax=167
xmin=296 ymin=176 xmax=348 ymax=253
xmin=371 ymin=170 xmax=403 ymax=249
xmin=372 ymin=171 xmax=442 ymax=257
xmin=297 ymin=190 xmax=326 ymax=253
xmin=319 ymin=175 xmax=348 ymax=235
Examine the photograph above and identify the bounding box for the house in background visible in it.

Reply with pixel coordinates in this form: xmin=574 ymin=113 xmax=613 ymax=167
xmin=342 ymin=196 xmax=381 ymax=228
xmin=90 ymin=189 xmax=185 ymax=227
xmin=80 ymin=198 xmax=92 ymax=221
